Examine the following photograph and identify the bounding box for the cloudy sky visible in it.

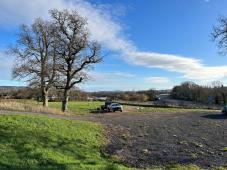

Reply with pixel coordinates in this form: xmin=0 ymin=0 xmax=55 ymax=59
xmin=1 ymin=0 xmax=227 ymax=91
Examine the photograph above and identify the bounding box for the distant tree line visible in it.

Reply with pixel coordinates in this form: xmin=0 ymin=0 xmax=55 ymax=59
xmin=0 ymin=87 xmax=158 ymax=102
xmin=171 ymin=81 xmax=227 ymax=105
xmin=90 ymin=89 xmax=158 ymax=102
xmin=0 ymin=87 xmax=88 ymax=101
xmin=2 ymin=81 xmax=227 ymax=106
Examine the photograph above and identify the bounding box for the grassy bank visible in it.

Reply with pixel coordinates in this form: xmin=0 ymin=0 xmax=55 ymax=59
xmin=0 ymin=114 xmax=134 ymax=170
xmin=0 ymin=99 xmax=63 ymax=115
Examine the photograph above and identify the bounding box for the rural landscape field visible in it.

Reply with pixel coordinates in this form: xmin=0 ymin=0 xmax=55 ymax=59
xmin=1 ymin=0 xmax=227 ymax=170
xmin=0 ymin=99 xmax=226 ymax=169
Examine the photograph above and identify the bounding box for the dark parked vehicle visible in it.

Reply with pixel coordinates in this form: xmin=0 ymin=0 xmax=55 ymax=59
xmin=100 ymin=101 xmax=112 ymax=112
xmin=222 ymin=106 xmax=227 ymax=114
xmin=100 ymin=101 xmax=123 ymax=112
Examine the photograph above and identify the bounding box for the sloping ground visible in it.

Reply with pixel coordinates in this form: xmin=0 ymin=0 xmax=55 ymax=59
xmin=0 ymin=109 xmax=226 ymax=169
xmin=99 ymin=112 xmax=227 ymax=169
xmin=0 ymin=114 xmax=134 ymax=170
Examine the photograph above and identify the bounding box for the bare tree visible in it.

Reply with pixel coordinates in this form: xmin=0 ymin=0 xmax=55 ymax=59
xmin=212 ymin=16 xmax=227 ymax=55
xmin=11 ymin=18 xmax=57 ymax=107
xmin=212 ymin=17 xmax=227 ymax=104
xmin=50 ymin=9 xmax=102 ymax=112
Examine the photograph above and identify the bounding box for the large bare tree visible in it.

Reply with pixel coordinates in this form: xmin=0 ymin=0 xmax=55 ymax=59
xmin=50 ymin=9 xmax=102 ymax=112
xmin=11 ymin=18 xmax=58 ymax=107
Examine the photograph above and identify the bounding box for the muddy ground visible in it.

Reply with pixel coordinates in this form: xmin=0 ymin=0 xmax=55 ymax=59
xmin=92 ymin=112 xmax=227 ymax=169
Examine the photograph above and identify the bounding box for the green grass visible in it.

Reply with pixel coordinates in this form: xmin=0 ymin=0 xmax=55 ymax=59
xmin=0 ymin=114 xmax=134 ymax=170
xmin=1 ymin=99 xmax=220 ymax=116
xmin=48 ymin=101 xmax=103 ymax=115
xmin=47 ymin=101 xmax=219 ymax=115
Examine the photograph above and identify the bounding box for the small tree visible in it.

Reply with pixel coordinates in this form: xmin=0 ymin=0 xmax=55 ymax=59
xmin=11 ymin=19 xmax=58 ymax=107
xmin=50 ymin=9 xmax=102 ymax=112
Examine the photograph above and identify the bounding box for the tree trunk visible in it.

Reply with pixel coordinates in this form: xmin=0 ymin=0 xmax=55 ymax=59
xmin=62 ymin=89 xmax=69 ymax=112
xmin=222 ymin=92 xmax=226 ymax=105
xmin=42 ymin=89 xmax=49 ymax=107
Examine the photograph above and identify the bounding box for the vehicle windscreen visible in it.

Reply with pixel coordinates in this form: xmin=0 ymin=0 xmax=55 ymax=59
xmin=112 ymin=103 xmax=120 ymax=106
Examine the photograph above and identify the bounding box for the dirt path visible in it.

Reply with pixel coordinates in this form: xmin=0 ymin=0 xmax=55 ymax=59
xmin=1 ymin=110 xmax=227 ymax=168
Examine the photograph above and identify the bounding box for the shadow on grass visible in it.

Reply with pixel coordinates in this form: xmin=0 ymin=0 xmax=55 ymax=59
xmin=0 ymin=115 xmax=127 ymax=170
xmin=201 ymin=113 xmax=227 ymax=119
xmin=0 ymin=123 xmax=91 ymax=169
xmin=89 ymin=109 xmax=109 ymax=114
xmin=0 ymin=129 xmax=69 ymax=170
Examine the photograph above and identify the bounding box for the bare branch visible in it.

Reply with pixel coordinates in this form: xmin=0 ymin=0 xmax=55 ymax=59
xmin=49 ymin=9 xmax=102 ymax=111
xmin=212 ymin=16 xmax=227 ymax=55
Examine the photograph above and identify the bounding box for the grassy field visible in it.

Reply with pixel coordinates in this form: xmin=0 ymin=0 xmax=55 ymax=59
xmin=48 ymin=101 xmax=103 ymax=115
xmin=0 ymin=100 xmax=104 ymax=115
xmin=0 ymin=114 xmax=136 ymax=170
xmin=0 ymin=99 xmax=63 ymax=115
xmin=48 ymin=101 xmax=219 ymax=115
xmin=0 ymin=99 xmax=220 ymax=116
xmin=0 ymin=100 xmax=224 ymax=169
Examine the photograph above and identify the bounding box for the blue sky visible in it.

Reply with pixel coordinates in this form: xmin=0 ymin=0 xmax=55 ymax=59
xmin=1 ymin=0 xmax=227 ymax=91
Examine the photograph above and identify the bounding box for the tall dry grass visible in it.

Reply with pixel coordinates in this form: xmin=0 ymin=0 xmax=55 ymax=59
xmin=0 ymin=99 xmax=64 ymax=115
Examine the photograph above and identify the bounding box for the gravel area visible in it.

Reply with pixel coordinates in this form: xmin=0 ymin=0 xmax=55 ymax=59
xmin=97 ymin=112 xmax=227 ymax=168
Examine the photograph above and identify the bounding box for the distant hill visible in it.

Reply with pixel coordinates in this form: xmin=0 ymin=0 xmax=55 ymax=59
xmin=0 ymin=86 xmax=26 ymax=90
xmin=0 ymin=86 xmax=27 ymax=97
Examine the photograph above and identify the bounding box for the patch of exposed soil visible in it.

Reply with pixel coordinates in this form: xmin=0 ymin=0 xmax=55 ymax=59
xmin=96 ymin=112 xmax=227 ymax=168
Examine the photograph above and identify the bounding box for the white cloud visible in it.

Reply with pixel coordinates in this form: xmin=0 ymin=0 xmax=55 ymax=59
xmin=81 ymin=72 xmax=175 ymax=91
xmin=0 ymin=51 xmax=14 ymax=80
xmin=127 ymin=51 xmax=227 ymax=80
xmin=0 ymin=0 xmax=226 ymax=88
xmin=0 ymin=0 xmax=71 ymax=25
xmin=0 ymin=0 xmax=133 ymax=52
xmin=143 ymin=76 xmax=175 ymax=89
xmin=0 ymin=51 xmax=26 ymax=86
xmin=110 ymin=72 xmax=135 ymax=78
xmin=144 ymin=76 xmax=170 ymax=84
xmin=82 ymin=71 xmax=151 ymax=91
xmin=87 ymin=71 xmax=136 ymax=84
